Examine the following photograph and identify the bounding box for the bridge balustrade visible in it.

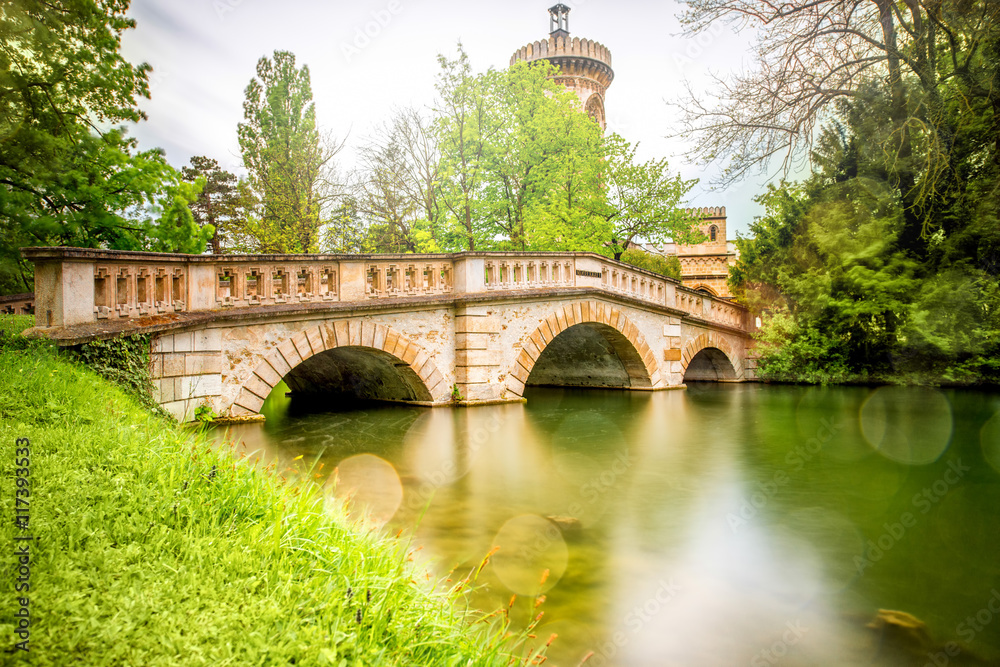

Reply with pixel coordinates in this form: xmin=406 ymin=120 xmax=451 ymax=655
xmin=21 ymin=247 xmax=749 ymax=333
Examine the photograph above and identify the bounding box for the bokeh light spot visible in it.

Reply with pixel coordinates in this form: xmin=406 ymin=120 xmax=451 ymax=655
xmin=491 ymin=514 xmax=569 ymax=595
xmin=860 ymin=387 xmax=952 ymax=465
xmin=328 ymin=454 xmax=403 ymax=527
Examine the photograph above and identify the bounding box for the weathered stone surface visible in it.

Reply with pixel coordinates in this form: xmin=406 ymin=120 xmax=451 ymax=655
xmin=173 ymin=332 xmax=194 ymax=352
xmin=194 ymin=329 xmax=221 ymax=352
xmin=254 ymin=361 xmax=281 ymax=388
xmin=242 ymin=373 xmax=273 ymax=401
xmin=180 ymin=374 xmax=222 ymax=399
xmin=291 ymin=331 xmax=312 ymax=360
xmin=277 ymin=339 xmax=302 ymax=369
xmin=162 ymin=353 xmax=185 ymax=378
xmin=185 ymin=352 xmax=221 ymax=376
xmin=85 ymin=287 xmax=750 ymax=420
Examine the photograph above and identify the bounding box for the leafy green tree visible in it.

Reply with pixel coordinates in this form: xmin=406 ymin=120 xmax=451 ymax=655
xmin=0 ymin=0 xmax=209 ymax=293
xmin=352 ymin=109 xmax=444 ymax=253
xmin=238 ymin=50 xmax=337 ymax=253
xmin=433 ymin=45 xmax=496 ymax=251
xmin=181 ymin=156 xmax=242 ymax=254
xmin=598 ymin=134 xmax=700 ymax=259
xmin=478 ymin=60 xmax=606 ymax=251
xmin=619 ymin=248 xmax=682 ymax=280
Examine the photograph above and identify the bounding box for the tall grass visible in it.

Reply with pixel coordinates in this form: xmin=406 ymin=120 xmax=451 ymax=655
xmin=0 ymin=316 xmax=544 ymax=665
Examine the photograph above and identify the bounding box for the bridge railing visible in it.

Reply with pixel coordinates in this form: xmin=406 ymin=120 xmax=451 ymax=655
xmin=21 ymin=247 xmax=749 ymax=331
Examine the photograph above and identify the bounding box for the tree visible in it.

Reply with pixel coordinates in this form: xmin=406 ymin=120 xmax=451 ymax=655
xmin=479 ymin=59 xmax=608 ymax=252
xmin=673 ymin=0 xmax=1000 ymax=246
xmin=619 ymin=248 xmax=682 ymax=280
xmin=351 ymin=108 xmax=443 ymax=253
xmin=238 ymin=50 xmax=339 ymax=253
xmin=598 ymin=134 xmax=700 ymax=260
xmin=433 ymin=45 xmax=497 ymax=251
xmin=0 ymin=0 xmax=209 ymax=292
xmin=181 ymin=156 xmax=241 ymax=253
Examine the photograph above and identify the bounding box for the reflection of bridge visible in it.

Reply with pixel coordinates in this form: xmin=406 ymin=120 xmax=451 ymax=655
xmin=23 ymin=248 xmax=757 ymax=421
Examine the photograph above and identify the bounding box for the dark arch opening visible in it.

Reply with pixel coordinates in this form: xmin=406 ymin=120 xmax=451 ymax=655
xmin=282 ymin=346 xmax=433 ymax=405
xmin=683 ymin=347 xmax=737 ymax=382
xmin=526 ymin=322 xmax=651 ymax=389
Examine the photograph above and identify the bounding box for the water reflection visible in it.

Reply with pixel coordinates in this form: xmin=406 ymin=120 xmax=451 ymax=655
xmin=213 ymin=384 xmax=1000 ymax=666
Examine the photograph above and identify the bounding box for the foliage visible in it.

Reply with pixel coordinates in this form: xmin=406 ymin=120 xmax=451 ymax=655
xmin=751 ymin=310 xmax=853 ymax=384
xmin=476 ymin=59 xmax=607 ymax=252
xmin=0 ymin=322 xmax=549 ymax=665
xmin=598 ymin=134 xmax=700 ymax=259
xmin=70 ymin=334 xmax=162 ymax=413
xmin=720 ymin=1 xmax=1000 ymax=385
xmin=181 ymin=156 xmax=244 ymax=253
xmin=0 ymin=1 xmax=211 ymax=294
xmin=355 ymin=44 xmax=699 ymax=257
xmin=619 ymin=248 xmax=682 ymax=280
xmin=238 ymin=50 xmax=340 ymax=253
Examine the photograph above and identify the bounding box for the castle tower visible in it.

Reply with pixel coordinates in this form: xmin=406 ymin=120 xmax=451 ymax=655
xmin=509 ymin=4 xmax=614 ymax=129
xmin=642 ymin=207 xmax=738 ymax=299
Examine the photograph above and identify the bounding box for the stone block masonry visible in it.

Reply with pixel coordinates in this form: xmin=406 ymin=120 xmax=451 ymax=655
xmin=22 ymin=248 xmax=756 ymax=421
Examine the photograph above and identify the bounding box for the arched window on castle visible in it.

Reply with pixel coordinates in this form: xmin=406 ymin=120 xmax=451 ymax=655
xmin=709 ymin=225 xmax=718 ymax=242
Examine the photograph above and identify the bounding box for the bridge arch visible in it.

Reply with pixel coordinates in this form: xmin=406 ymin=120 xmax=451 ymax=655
xmin=505 ymin=300 xmax=660 ymax=397
xmin=681 ymin=332 xmax=743 ymax=382
xmin=232 ymin=319 xmax=449 ymax=416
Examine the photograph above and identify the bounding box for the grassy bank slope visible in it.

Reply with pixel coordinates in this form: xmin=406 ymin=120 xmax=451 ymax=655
xmin=0 ymin=316 xmax=529 ymax=665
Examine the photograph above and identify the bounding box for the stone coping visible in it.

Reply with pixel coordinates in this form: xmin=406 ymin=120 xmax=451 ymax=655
xmin=20 ymin=246 xmax=695 ymax=290
xmin=23 ymin=286 xmax=748 ymax=345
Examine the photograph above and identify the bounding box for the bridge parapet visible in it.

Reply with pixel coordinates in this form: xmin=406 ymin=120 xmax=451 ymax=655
xmin=20 ymin=247 xmax=749 ymax=334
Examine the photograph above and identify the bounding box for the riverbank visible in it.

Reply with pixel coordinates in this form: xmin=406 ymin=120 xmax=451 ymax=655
xmin=0 ymin=316 xmax=536 ymax=665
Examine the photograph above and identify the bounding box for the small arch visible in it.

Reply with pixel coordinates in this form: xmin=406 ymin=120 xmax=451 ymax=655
xmin=709 ymin=225 xmax=718 ymax=242
xmin=680 ymin=332 xmax=743 ymax=382
xmin=693 ymin=284 xmax=718 ymax=296
xmin=506 ymin=301 xmax=660 ymax=398
xmin=231 ymin=319 xmax=449 ymax=416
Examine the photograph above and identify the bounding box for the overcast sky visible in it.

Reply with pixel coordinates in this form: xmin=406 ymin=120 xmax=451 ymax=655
xmin=121 ymin=0 xmax=775 ymax=239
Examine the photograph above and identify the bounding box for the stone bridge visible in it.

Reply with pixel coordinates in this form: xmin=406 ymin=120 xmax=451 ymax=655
xmin=23 ymin=248 xmax=757 ymax=421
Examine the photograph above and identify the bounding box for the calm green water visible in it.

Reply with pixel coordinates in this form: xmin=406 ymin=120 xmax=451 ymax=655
xmin=215 ymin=384 xmax=1000 ymax=666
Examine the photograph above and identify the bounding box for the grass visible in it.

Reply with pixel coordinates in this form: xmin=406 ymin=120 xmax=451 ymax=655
xmin=0 ymin=315 xmax=544 ymax=665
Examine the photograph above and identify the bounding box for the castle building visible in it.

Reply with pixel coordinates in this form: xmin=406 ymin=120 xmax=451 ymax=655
xmin=509 ymin=4 xmax=614 ymax=129
xmin=640 ymin=207 xmax=738 ymax=299
xmin=511 ymin=8 xmax=737 ymax=298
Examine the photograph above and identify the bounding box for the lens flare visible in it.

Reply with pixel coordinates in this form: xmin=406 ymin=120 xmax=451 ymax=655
xmin=860 ymin=387 xmax=952 ymax=465
xmin=328 ymin=454 xmax=403 ymax=527
xmin=491 ymin=514 xmax=569 ymax=595
xmin=980 ymin=410 xmax=1000 ymax=475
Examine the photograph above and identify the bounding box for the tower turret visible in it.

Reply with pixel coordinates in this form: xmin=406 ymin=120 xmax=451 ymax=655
xmin=510 ymin=7 xmax=614 ymax=129
xmin=549 ymin=3 xmax=570 ymax=39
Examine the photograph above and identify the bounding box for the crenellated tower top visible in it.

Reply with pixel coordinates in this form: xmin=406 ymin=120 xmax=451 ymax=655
xmin=510 ymin=6 xmax=614 ymax=129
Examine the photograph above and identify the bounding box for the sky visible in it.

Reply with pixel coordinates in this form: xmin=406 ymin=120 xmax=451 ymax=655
xmin=120 ymin=0 xmax=776 ymax=239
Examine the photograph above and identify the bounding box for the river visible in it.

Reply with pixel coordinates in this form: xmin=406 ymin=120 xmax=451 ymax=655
xmin=214 ymin=383 xmax=1000 ymax=666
